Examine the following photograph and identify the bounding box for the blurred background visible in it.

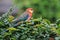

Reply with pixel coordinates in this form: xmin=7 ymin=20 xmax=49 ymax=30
xmin=0 ymin=0 xmax=60 ymax=22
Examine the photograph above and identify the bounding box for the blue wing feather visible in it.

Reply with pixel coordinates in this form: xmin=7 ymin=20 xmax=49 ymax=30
xmin=13 ymin=12 xmax=29 ymax=24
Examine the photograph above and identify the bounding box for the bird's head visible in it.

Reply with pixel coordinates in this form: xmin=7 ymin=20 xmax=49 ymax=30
xmin=26 ymin=8 xmax=33 ymax=14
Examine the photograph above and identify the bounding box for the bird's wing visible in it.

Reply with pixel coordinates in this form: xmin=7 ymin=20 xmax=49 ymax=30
xmin=12 ymin=12 xmax=29 ymax=23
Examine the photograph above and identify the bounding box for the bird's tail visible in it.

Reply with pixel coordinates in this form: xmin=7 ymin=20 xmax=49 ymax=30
xmin=12 ymin=21 xmax=21 ymax=27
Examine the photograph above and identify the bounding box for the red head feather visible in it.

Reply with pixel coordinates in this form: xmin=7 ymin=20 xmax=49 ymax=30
xmin=26 ymin=8 xmax=33 ymax=14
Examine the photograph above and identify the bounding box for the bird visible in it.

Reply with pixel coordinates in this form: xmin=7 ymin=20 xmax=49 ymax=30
xmin=12 ymin=8 xmax=33 ymax=27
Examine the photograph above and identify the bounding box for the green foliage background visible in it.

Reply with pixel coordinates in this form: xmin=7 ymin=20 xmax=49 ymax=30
xmin=0 ymin=0 xmax=60 ymax=40
xmin=13 ymin=0 xmax=60 ymax=21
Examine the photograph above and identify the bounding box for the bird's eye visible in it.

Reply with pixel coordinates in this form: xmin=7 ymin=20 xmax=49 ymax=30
xmin=31 ymin=9 xmax=33 ymax=10
xmin=30 ymin=9 xmax=33 ymax=11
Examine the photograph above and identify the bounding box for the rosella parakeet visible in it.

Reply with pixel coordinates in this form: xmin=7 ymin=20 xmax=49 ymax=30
xmin=12 ymin=8 xmax=33 ymax=27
